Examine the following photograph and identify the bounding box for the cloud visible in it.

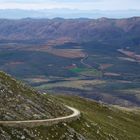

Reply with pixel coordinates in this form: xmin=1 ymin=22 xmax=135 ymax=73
xmin=0 ymin=0 xmax=102 ymax=10
xmin=0 ymin=0 xmax=139 ymax=10
xmin=0 ymin=0 xmax=99 ymax=2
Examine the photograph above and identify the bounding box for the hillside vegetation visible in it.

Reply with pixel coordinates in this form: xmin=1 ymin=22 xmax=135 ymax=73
xmin=51 ymin=95 xmax=140 ymax=140
xmin=1 ymin=94 xmax=140 ymax=140
xmin=0 ymin=71 xmax=139 ymax=139
xmin=0 ymin=71 xmax=71 ymax=121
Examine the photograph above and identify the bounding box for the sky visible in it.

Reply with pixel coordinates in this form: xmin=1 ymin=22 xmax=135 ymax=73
xmin=0 ymin=0 xmax=140 ymax=10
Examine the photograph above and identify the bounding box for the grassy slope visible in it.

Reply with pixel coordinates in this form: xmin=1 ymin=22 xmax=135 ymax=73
xmin=37 ymin=79 xmax=105 ymax=90
xmin=55 ymin=95 xmax=140 ymax=140
xmin=0 ymin=94 xmax=140 ymax=140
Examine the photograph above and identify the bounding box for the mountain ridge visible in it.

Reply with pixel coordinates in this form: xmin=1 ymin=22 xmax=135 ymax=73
xmin=0 ymin=17 xmax=139 ymax=44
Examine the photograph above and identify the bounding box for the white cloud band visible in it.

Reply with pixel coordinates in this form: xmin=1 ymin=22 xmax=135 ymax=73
xmin=0 ymin=0 xmax=139 ymax=10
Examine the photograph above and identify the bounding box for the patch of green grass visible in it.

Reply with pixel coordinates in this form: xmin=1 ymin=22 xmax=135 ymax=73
xmin=70 ymin=68 xmax=84 ymax=73
xmin=80 ymin=68 xmax=102 ymax=77
xmin=70 ymin=67 xmax=102 ymax=77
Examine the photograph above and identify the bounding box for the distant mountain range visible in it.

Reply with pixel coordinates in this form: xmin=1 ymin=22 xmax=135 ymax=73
xmin=0 ymin=9 xmax=140 ymax=19
xmin=0 ymin=17 xmax=139 ymax=45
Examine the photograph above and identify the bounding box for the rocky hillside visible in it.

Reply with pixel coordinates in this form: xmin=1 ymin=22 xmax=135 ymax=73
xmin=0 ymin=17 xmax=139 ymax=44
xmin=0 ymin=94 xmax=140 ymax=140
xmin=0 ymin=71 xmax=139 ymax=139
xmin=0 ymin=71 xmax=71 ymax=121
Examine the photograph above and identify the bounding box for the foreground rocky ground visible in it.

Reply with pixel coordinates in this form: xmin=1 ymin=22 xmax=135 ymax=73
xmin=0 ymin=71 xmax=140 ymax=140
xmin=0 ymin=71 xmax=71 ymax=121
xmin=1 ymin=94 xmax=140 ymax=140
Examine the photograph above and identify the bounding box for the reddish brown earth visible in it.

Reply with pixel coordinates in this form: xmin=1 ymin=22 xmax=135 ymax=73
xmin=99 ymin=64 xmax=113 ymax=70
xmin=118 ymin=49 xmax=140 ymax=62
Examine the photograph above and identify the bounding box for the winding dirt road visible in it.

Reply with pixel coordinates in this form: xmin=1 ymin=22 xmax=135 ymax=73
xmin=81 ymin=54 xmax=92 ymax=68
xmin=0 ymin=106 xmax=80 ymax=128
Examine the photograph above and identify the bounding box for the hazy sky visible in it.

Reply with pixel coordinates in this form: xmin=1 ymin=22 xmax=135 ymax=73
xmin=0 ymin=0 xmax=140 ymax=10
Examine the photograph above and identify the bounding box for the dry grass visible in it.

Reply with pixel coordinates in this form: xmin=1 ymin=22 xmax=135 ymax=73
xmin=24 ymin=77 xmax=49 ymax=83
xmin=104 ymin=72 xmax=121 ymax=76
xmin=25 ymin=40 xmax=85 ymax=58
xmin=37 ymin=79 xmax=105 ymax=90
xmin=99 ymin=64 xmax=113 ymax=70
xmin=46 ymin=48 xmax=85 ymax=58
